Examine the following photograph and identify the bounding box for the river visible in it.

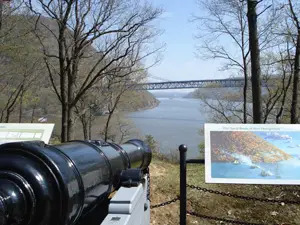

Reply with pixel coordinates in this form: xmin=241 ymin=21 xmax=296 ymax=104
xmin=128 ymin=97 xmax=208 ymax=159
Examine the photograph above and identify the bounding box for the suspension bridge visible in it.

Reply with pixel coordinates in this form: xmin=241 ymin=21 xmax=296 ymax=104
xmin=132 ymin=77 xmax=245 ymax=90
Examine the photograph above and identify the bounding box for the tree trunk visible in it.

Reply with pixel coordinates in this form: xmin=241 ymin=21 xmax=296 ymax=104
xmin=88 ymin=108 xmax=92 ymax=140
xmin=243 ymin=59 xmax=248 ymax=123
xmin=83 ymin=124 xmax=88 ymax=140
xmin=247 ymin=0 xmax=262 ymax=123
xmin=31 ymin=105 xmax=36 ymax=123
xmin=240 ymin=5 xmax=248 ymax=124
xmin=58 ymin=28 xmax=68 ymax=142
xmin=19 ymin=90 xmax=24 ymax=123
xmin=0 ymin=1 xmax=3 ymax=31
xmin=276 ymin=76 xmax=292 ymax=124
xmin=276 ymin=53 xmax=293 ymax=124
xmin=104 ymin=112 xmax=113 ymax=142
xmin=67 ymin=56 xmax=78 ymax=141
xmin=4 ymin=110 xmax=10 ymax=123
xmin=61 ymin=104 xmax=68 ymax=142
xmin=67 ymin=106 xmax=75 ymax=141
xmin=291 ymin=33 xmax=300 ymax=124
xmin=81 ymin=116 xmax=88 ymax=140
xmin=5 ymin=106 xmax=14 ymax=123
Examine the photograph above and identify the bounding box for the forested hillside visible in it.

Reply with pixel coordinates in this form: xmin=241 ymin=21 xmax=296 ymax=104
xmin=0 ymin=7 xmax=160 ymax=141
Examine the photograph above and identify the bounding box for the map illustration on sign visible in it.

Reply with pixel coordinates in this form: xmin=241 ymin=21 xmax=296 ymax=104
xmin=0 ymin=123 xmax=54 ymax=145
xmin=205 ymin=124 xmax=300 ymax=185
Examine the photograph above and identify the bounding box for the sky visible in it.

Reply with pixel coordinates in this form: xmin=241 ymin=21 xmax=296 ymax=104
xmin=255 ymin=132 xmax=300 ymax=155
xmin=148 ymin=0 xmax=229 ymax=83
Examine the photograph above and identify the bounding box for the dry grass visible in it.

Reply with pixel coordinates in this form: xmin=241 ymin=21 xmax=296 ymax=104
xmin=150 ymin=156 xmax=300 ymax=225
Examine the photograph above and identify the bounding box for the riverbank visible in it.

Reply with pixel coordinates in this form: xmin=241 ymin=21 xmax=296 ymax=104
xmin=184 ymin=87 xmax=243 ymax=101
xmin=150 ymin=154 xmax=300 ymax=225
xmin=118 ymin=90 xmax=160 ymax=112
xmin=48 ymin=90 xmax=159 ymax=142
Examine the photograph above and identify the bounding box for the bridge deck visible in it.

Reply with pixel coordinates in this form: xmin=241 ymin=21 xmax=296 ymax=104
xmin=132 ymin=78 xmax=245 ymax=90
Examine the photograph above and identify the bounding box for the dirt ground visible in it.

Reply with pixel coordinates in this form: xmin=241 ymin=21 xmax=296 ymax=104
xmin=149 ymin=156 xmax=300 ymax=225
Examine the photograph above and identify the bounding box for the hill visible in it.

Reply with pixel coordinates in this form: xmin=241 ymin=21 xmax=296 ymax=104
xmin=185 ymin=87 xmax=247 ymax=102
xmin=210 ymin=131 xmax=291 ymax=163
xmin=0 ymin=15 xmax=158 ymax=126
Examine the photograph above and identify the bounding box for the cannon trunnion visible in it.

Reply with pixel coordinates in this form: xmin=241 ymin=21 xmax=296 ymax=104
xmin=0 ymin=139 xmax=151 ymax=225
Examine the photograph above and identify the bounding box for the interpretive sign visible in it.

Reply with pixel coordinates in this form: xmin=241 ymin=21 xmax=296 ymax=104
xmin=0 ymin=123 xmax=54 ymax=144
xmin=205 ymin=123 xmax=300 ymax=185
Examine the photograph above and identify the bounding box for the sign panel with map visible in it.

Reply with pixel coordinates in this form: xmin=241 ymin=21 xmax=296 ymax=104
xmin=205 ymin=124 xmax=300 ymax=185
xmin=0 ymin=123 xmax=54 ymax=144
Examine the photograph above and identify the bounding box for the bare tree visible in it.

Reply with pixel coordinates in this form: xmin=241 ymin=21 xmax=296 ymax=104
xmin=195 ymin=0 xmax=250 ymax=122
xmin=195 ymin=0 xmax=283 ymax=124
xmin=102 ymin=81 xmax=128 ymax=141
xmin=200 ymin=93 xmax=253 ymax=123
xmin=75 ymin=60 xmax=148 ymax=140
xmin=0 ymin=63 xmax=41 ymax=122
xmin=287 ymin=0 xmax=300 ymax=123
xmin=247 ymin=0 xmax=263 ymax=123
xmin=0 ymin=10 xmax=42 ymax=123
xmin=258 ymin=26 xmax=294 ymax=123
xmin=0 ymin=1 xmax=3 ymax=31
xmin=74 ymin=86 xmax=106 ymax=140
xmin=0 ymin=0 xmax=24 ymax=33
xmin=75 ymin=96 xmax=95 ymax=140
xmin=115 ymin=117 xmax=133 ymax=144
xmin=27 ymin=0 xmax=162 ymax=141
xmin=101 ymin=66 xmax=146 ymax=141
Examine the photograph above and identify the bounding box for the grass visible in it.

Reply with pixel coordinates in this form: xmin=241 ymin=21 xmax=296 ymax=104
xmin=150 ymin=155 xmax=300 ymax=225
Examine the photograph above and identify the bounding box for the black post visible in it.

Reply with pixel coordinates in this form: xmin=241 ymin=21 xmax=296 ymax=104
xmin=179 ymin=144 xmax=187 ymax=225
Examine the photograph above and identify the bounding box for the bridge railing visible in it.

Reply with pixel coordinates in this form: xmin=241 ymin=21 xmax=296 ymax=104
xmin=131 ymin=78 xmax=245 ymax=90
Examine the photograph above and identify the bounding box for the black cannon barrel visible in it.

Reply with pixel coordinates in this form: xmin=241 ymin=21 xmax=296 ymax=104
xmin=0 ymin=139 xmax=151 ymax=225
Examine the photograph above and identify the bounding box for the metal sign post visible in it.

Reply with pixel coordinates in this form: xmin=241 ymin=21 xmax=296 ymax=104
xmin=179 ymin=144 xmax=205 ymax=225
xmin=179 ymin=144 xmax=187 ymax=225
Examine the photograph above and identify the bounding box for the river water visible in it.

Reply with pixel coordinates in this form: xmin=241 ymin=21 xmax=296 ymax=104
xmin=212 ymin=158 xmax=300 ymax=181
xmin=128 ymin=98 xmax=207 ymax=159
